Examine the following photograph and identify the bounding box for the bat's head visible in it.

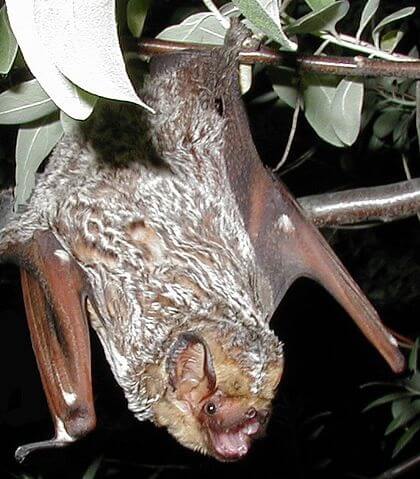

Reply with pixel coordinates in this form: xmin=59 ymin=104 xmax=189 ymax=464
xmin=151 ymin=327 xmax=283 ymax=461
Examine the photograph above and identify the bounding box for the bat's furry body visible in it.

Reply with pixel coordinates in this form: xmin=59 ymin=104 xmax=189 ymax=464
xmin=0 ymin=23 xmax=403 ymax=461
xmin=0 ymin=27 xmax=283 ymax=458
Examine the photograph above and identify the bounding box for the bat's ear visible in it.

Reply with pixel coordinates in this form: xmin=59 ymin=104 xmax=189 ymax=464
xmin=167 ymin=332 xmax=216 ymax=403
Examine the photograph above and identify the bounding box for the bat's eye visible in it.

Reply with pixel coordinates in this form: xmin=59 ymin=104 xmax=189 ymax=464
xmin=204 ymin=401 xmax=217 ymax=415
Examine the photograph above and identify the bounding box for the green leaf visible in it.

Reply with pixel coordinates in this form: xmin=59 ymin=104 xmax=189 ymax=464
xmin=60 ymin=110 xmax=83 ymax=135
xmin=0 ymin=79 xmax=58 ymax=124
xmin=386 ymin=400 xmax=420 ymax=435
xmin=0 ymin=6 xmax=18 ymax=74
xmin=393 ymin=113 xmax=410 ymax=149
xmin=15 ymin=117 xmax=64 ymax=205
xmin=270 ymin=66 xmax=298 ymax=108
xmin=127 ymin=0 xmax=151 ymax=38
xmin=373 ymin=110 xmax=401 ymax=139
xmin=372 ymin=7 xmax=416 ymax=48
xmin=305 ymin=0 xmax=335 ymax=11
xmin=392 ymin=398 xmax=411 ymax=420
xmin=356 ymin=0 xmax=380 ymax=40
xmin=5 ymin=0 xmax=144 ymax=118
xmin=405 ymin=371 xmax=420 ymax=395
xmin=380 ymin=29 xmax=404 ymax=53
xmin=157 ymin=3 xmax=239 ymax=44
xmin=330 ymin=79 xmax=364 ymax=146
xmin=302 ymin=73 xmax=344 ymax=147
xmin=393 ymin=417 xmax=420 ymax=457
xmin=82 ymin=456 xmax=102 ymax=479
xmin=286 ymin=1 xmax=349 ymax=35
xmin=409 ymin=338 xmax=419 ymax=373
xmin=157 ymin=11 xmax=228 ymax=44
xmin=232 ymin=0 xmax=297 ymax=50
xmin=363 ymin=392 xmax=414 ymax=412
xmin=368 ymin=134 xmax=385 ymax=151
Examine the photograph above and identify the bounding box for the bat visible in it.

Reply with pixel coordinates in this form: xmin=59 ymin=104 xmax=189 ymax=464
xmin=0 ymin=21 xmax=405 ymax=462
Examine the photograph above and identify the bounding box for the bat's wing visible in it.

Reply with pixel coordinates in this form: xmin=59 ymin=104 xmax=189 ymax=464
xmin=214 ymin=25 xmax=405 ymax=373
xmin=1 ymin=228 xmax=96 ymax=461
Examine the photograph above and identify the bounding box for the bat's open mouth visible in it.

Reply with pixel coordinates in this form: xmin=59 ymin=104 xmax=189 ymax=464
xmin=208 ymin=417 xmax=261 ymax=461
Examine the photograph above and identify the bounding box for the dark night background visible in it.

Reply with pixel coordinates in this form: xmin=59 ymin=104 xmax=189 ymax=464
xmin=1 ymin=1 xmax=420 ymax=478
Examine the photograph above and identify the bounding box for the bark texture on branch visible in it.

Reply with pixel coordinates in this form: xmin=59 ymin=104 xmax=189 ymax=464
xmin=134 ymin=38 xmax=420 ymax=79
xmin=298 ymin=179 xmax=420 ymax=227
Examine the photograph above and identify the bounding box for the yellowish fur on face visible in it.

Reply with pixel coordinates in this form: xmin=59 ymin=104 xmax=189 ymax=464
xmin=204 ymin=334 xmax=283 ymax=401
xmin=151 ymin=330 xmax=284 ymax=457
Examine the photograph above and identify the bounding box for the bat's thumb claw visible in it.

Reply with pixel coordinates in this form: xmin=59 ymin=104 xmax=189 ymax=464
xmin=15 ymin=438 xmax=74 ymax=463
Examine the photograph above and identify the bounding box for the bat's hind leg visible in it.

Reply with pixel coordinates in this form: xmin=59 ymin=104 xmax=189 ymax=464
xmin=15 ymin=231 xmax=96 ymax=462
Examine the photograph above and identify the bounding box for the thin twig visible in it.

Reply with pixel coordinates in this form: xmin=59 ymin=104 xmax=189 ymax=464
xmin=318 ymin=32 xmax=416 ymax=62
xmin=274 ymin=96 xmax=301 ymax=172
xmin=297 ymin=179 xmax=420 ymax=227
xmin=133 ymin=38 xmax=420 ymax=79
xmin=373 ymin=453 xmax=420 ymax=479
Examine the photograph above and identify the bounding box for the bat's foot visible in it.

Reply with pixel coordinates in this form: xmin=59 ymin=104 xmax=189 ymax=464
xmin=15 ymin=437 xmax=75 ymax=463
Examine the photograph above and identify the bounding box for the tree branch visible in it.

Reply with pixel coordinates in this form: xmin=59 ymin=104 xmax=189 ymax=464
xmin=297 ymin=179 xmax=420 ymax=227
xmin=133 ymin=38 xmax=420 ymax=79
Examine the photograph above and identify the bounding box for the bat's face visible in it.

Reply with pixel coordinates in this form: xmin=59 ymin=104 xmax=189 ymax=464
xmin=151 ymin=329 xmax=283 ymax=461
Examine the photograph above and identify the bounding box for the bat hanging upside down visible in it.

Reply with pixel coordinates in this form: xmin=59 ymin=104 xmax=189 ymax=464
xmin=0 ymin=22 xmax=405 ymax=462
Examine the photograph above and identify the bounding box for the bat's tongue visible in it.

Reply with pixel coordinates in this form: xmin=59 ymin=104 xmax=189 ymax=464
xmin=209 ymin=420 xmax=260 ymax=460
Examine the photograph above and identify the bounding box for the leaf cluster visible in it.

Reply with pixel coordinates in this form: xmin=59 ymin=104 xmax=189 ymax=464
xmin=364 ymin=339 xmax=420 ymax=457
xmin=1 ymin=0 xmax=419 ymax=207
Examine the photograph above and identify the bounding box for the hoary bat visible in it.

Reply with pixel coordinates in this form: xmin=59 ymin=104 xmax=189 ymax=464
xmin=0 ymin=22 xmax=405 ymax=462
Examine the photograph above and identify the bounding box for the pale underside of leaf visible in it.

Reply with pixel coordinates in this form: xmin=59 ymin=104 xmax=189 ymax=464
xmin=286 ymin=1 xmax=349 ymax=35
xmin=33 ymin=1 xmax=151 ymax=112
xmin=0 ymin=79 xmax=57 ymax=124
xmin=372 ymin=7 xmax=416 ymax=47
xmin=15 ymin=118 xmax=64 ymax=205
xmin=259 ymin=0 xmax=280 ymax=26
xmin=356 ymin=0 xmax=380 ymax=40
xmin=331 ymin=79 xmax=364 ymax=146
xmin=157 ymin=12 xmax=228 ymax=44
xmin=303 ymin=74 xmax=345 ymax=147
xmin=270 ymin=66 xmax=298 ymax=108
xmin=305 ymin=0 xmax=335 ymax=11
xmin=5 ymin=0 xmax=96 ymax=120
xmin=0 ymin=6 xmax=18 ymax=74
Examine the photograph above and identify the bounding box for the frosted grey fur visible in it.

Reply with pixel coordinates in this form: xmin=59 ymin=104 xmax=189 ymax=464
xmin=0 ymin=41 xmax=283 ymax=421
